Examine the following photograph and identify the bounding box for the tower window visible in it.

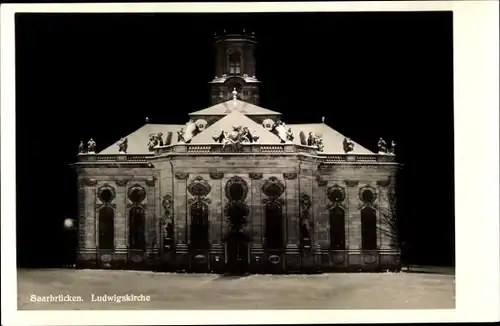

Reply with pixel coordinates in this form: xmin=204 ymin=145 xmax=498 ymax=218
xmin=228 ymin=52 xmax=241 ymax=75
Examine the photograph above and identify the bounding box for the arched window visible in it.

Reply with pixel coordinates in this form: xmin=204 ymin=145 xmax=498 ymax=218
xmin=129 ymin=207 xmax=145 ymax=250
xmin=361 ymin=206 xmax=377 ymax=250
xmin=190 ymin=201 xmax=209 ymax=250
xmin=330 ymin=206 xmax=346 ymax=250
xmin=265 ymin=202 xmax=283 ymax=250
xmin=229 ymin=52 xmax=241 ymax=75
xmin=98 ymin=206 xmax=114 ymax=250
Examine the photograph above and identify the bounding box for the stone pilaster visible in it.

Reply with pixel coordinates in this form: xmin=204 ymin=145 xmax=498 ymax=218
xmin=146 ymin=177 xmax=156 ymax=256
xmin=77 ymin=179 xmax=86 ymax=250
xmin=174 ymin=172 xmax=189 ymax=245
xmin=114 ymin=179 xmax=128 ymax=250
xmin=210 ymin=172 xmax=224 ymax=245
xmin=314 ymin=176 xmax=329 ymax=248
xmin=345 ymin=180 xmax=360 ymax=250
xmin=377 ymin=179 xmax=392 ymax=250
xmin=283 ymin=172 xmax=299 ymax=246
xmin=83 ymin=178 xmax=97 ymax=249
xmin=249 ymin=172 xmax=264 ymax=245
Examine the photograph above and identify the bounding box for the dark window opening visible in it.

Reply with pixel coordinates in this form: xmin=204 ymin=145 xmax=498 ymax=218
xmin=330 ymin=206 xmax=346 ymax=250
xmin=229 ymin=183 xmax=244 ymax=201
xmin=190 ymin=201 xmax=209 ymax=250
xmin=362 ymin=189 xmax=375 ymax=203
xmin=265 ymin=202 xmax=283 ymax=250
xmin=361 ymin=207 xmax=377 ymax=250
xmin=129 ymin=207 xmax=146 ymax=250
xmin=100 ymin=189 xmax=113 ymax=203
xmin=98 ymin=206 xmax=114 ymax=250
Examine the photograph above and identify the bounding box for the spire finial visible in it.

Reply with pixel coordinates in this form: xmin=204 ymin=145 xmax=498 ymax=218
xmin=232 ymin=87 xmax=238 ymax=100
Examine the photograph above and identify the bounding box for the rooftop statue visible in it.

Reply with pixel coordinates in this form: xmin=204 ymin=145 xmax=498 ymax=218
xmin=87 ymin=138 xmax=96 ymax=154
xmin=222 ymin=125 xmax=245 ymax=152
xmin=165 ymin=131 xmax=173 ymax=146
xmin=285 ymin=128 xmax=294 ymax=143
xmin=184 ymin=120 xmax=197 ymax=143
xmin=117 ymin=137 xmax=128 ymax=154
xmin=157 ymin=132 xmax=164 ymax=147
xmin=177 ymin=128 xmax=185 ymax=143
xmin=147 ymin=133 xmax=163 ymax=152
xmin=307 ymin=132 xmax=314 ymax=146
xmin=251 ymin=130 xmax=260 ymax=143
xmin=313 ymin=133 xmax=324 ymax=152
xmin=273 ymin=120 xmax=287 ymax=143
xmin=241 ymin=127 xmax=253 ymax=143
xmin=388 ymin=140 xmax=396 ymax=155
xmin=343 ymin=137 xmax=355 ymax=153
xmin=299 ymin=131 xmax=307 ymax=145
xmin=212 ymin=130 xmax=225 ymax=143
xmin=78 ymin=141 xmax=85 ymax=154
xmin=378 ymin=137 xmax=388 ymax=154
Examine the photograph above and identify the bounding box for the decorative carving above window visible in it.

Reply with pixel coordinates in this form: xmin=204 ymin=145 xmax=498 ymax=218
xmin=98 ymin=184 xmax=116 ymax=203
xmin=376 ymin=179 xmax=391 ymax=187
xmin=359 ymin=185 xmax=377 ymax=205
xmin=82 ymin=178 xmax=97 ymax=187
xmin=187 ymin=176 xmax=212 ymax=198
xmin=283 ymin=173 xmax=298 ymax=180
xmin=249 ymin=172 xmax=263 ymax=180
xmin=209 ymin=172 xmax=224 ymax=180
xmin=115 ymin=179 xmax=128 ymax=187
xmin=262 ymin=176 xmax=285 ymax=199
xmin=128 ymin=184 xmax=146 ymax=204
xmin=175 ymin=172 xmax=190 ymax=180
xmin=317 ymin=177 xmax=328 ymax=186
xmin=345 ymin=180 xmax=359 ymax=187
xmin=225 ymin=176 xmax=248 ymax=201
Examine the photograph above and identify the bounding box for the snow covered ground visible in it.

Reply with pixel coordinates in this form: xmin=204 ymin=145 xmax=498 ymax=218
xmin=17 ymin=267 xmax=455 ymax=310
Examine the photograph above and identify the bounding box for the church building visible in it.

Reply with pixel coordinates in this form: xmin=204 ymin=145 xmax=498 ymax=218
xmin=73 ymin=31 xmax=401 ymax=273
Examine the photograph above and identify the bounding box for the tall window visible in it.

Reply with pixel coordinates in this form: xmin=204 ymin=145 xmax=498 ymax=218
xmin=229 ymin=52 xmax=241 ymax=75
xmin=98 ymin=207 xmax=114 ymax=249
xmin=329 ymin=206 xmax=346 ymax=250
xmin=265 ymin=202 xmax=283 ymax=250
xmin=129 ymin=207 xmax=146 ymax=250
xmin=361 ymin=207 xmax=377 ymax=250
xmin=190 ymin=201 xmax=209 ymax=250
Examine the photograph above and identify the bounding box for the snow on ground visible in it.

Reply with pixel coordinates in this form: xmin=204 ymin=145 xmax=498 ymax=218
xmin=17 ymin=268 xmax=455 ymax=310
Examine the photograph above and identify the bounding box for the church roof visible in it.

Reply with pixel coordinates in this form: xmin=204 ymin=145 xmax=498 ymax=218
xmin=99 ymin=123 xmax=184 ymax=155
xmin=286 ymin=123 xmax=374 ymax=154
xmin=189 ymin=99 xmax=281 ymax=116
xmin=190 ymin=110 xmax=281 ymax=144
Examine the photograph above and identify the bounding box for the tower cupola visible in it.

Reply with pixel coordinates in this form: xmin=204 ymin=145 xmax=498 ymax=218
xmin=209 ymin=29 xmax=261 ymax=105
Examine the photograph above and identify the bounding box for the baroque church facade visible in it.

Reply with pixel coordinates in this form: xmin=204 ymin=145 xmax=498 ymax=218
xmin=73 ymin=31 xmax=401 ymax=273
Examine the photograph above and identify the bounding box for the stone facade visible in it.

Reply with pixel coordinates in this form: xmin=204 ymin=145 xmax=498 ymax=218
xmin=74 ymin=151 xmax=400 ymax=273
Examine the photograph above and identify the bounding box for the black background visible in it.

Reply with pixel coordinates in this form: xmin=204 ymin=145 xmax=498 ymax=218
xmin=15 ymin=12 xmax=454 ymax=267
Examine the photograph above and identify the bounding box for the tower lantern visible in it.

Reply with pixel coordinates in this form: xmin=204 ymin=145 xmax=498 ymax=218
xmin=208 ymin=30 xmax=261 ymax=105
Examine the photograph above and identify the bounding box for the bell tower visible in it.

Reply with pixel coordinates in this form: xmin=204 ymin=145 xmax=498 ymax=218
xmin=208 ymin=29 xmax=261 ymax=105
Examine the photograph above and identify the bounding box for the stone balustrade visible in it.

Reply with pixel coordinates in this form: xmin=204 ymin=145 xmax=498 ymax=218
xmin=75 ymin=143 xmax=397 ymax=164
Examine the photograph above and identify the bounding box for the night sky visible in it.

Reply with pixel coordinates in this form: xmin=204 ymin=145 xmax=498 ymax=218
xmin=15 ymin=12 xmax=454 ymax=267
